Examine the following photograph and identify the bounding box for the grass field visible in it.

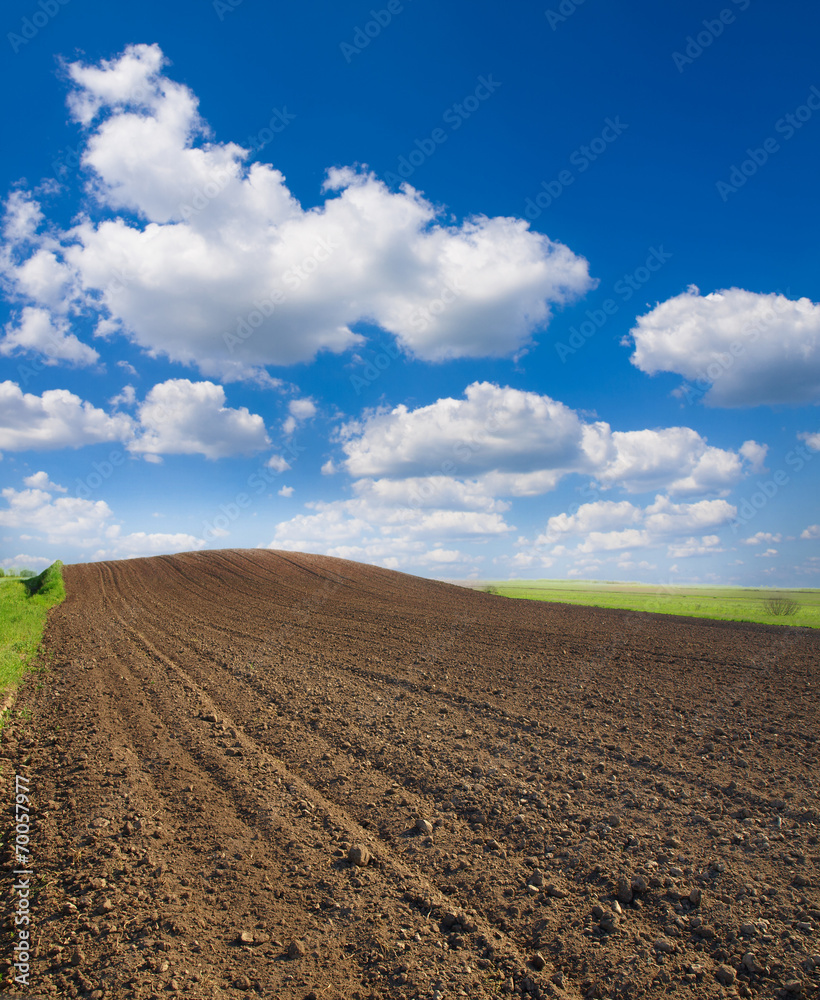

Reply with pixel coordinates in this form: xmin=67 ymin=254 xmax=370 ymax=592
xmin=0 ymin=561 xmax=65 ymax=694
xmin=469 ymin=579 xmax=820 ymax=628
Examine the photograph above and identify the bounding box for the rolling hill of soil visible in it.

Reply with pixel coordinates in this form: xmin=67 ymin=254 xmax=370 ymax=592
xmin=1 ymin=549 xmax=818 ymax=1000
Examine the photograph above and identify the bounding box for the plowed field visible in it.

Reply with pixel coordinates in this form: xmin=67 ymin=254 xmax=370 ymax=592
xmin=1 ymin=549 xmax=818 ymax=1000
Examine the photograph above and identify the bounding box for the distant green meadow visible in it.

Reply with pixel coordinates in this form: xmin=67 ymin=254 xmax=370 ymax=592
xmin=468 ymin=580 xmax=820 ymax=629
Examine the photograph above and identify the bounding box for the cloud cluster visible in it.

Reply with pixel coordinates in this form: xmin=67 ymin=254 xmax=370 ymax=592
xmin=1 ymin=44 xmax=594 ymax=378
xmin=0 ymin=486 xmax=112 ymax=545
xmin=534 ymin=495 xmax=735 ymax=558
xmin=0 ymin=479 xmax=203 ymax=558
xmin=266 ymin=495 xmax=505 ymax=572
xmin=339 ymin=382 xmax=762 ymax=497
xmin=0 ymin=381 xmax=133 ymax=454
xmin=0 ymin=378 xmax=272 ymax=461
xmin=666 ymin=535 xmax=723 ymax=559
xmin=742 ymin=531 xmax=782 ymax=546
xmin=268 ymin=383 xmax=756 ymax=570
xmin=627 ymin=286 xmax=820 ymax=407
xmin=1 ymin=553 xmax=53 ymax=571
xmin=96 ymin=528 xmax=205 ymax=560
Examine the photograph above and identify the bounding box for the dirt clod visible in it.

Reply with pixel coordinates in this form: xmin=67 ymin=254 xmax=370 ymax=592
xmin=348 ymin=843 xmax=371 ymax=866
xmin=715 ymin=964 xmax=736 ymax=986
xmin=287 ymin=939 xmax=306 ymax=959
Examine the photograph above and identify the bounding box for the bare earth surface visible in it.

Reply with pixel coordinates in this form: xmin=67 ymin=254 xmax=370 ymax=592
xmin=1 ymin=549 xmax=819 ymax=1000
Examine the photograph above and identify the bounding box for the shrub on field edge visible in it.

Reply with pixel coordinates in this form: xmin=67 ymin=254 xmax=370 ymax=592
xmin=762 ymin=595 xmax=799 ymax=617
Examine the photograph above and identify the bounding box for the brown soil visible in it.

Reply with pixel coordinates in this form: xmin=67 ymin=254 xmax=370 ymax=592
xmin=1 ymin=549 xmax=818 ymax=1000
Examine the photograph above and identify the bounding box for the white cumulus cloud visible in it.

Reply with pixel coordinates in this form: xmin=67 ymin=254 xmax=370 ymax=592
xmin=352 ymin=476 xmax=507 ymax=513
xmin=109 ymin=385 xmax=136 ymax=408
xmin=0 ymin=487 xmax=113 ymax=545
xmin=642 ymin=495 xmax=736 ymax=535
xmin=422 ymin=548 xmax=466 ymax=564
xmin=1 ymin=553 xmax=53 ymax=570
xmin=0 ymin=378 xmax=272 ymax=461
xmin=266 ymin=491 xmax=510 ymax=570
xmin=627 ymin=286 xmax=820 ymax=407
xmin=596 ymin=427 xmax=749 ymax=495
xmin=1 ymin=44 xmax=594 ymax=378
xmin=537 ymin=500 xmax=642 ymax=544
xmin=0 ymin=307 xmax=99 ymax=367
xmin=739 ymin=439 xmax=768 ymax=473
xmin=266 ymin=454 xmax=291 ymax=473
xmin=266 ymin=382 xmax=760 ymax=573
xmin=3 ymin=191 xmax=43 ymax=243
xmin=339 ymin=382 xmax=756 ymax=498
xmin=0 ymin=476 xmax=205 ymax=557
xmin=23 ymin=471 xmax=67 ymax=492
xmin=0 ymin=381 xmax=134 ymax=452
xmin=577 ymin=528 xmax=650 ymax=553
xmin=534 ymin=495 xmax=736 ymax=557
xmin=666 ymin=534 xmax=723 ymax=558
xmin=129 ymin=379 xmax=270 ymax=459
xmin=341 ymin=382 xmax=589 ymax=481
xmin=742 ymin=531 xmax=782 ymax=546
xmin=283 ymin=396 xmax=317 ymax=435
xmin=93 ymin=529 xmax=205 ymax=560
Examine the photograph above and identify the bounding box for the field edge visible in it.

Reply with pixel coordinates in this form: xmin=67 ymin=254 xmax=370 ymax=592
xmin=0 ymin=560 xmax=65 ymax=708
xmin=464 ymin=578 xmax=820 ymax=629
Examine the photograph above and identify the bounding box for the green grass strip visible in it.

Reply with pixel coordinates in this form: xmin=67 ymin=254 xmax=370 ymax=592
xmin=0 ymin=561 xmax=65 ymax=694
xmin=472 ymin=580 xmax=820 ymax=628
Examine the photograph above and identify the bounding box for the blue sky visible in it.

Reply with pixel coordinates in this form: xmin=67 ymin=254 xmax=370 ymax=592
xmin=1 ymin=0 xmax=819 ymax=585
